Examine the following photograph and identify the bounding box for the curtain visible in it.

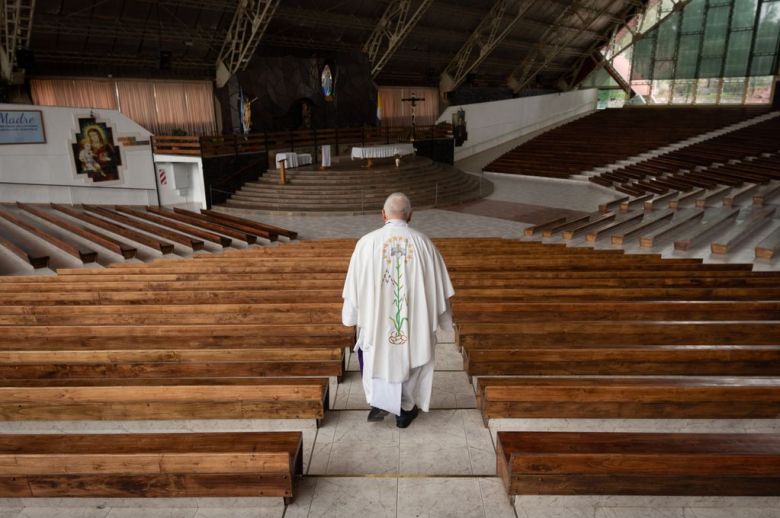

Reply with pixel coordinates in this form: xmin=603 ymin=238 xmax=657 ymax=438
xmin=115 ymin=80 xmax=157 ymax=133
xmin=181 ymin=81 xmax=217 ymax=135
xmin=378 ymin=86 xmax=440 ymax=127
xmin=31 ymin=79 xmax=117 ymax=109
xmin=152 ymin=82 xmax=191 ymax=134
xmin=30 ymin=78 xmax=216 ymax=136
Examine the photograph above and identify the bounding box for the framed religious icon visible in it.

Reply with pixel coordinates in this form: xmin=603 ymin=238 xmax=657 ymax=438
xmin=321 ymin=64 xmax=334 ymax=102
xmin=0 ymin=110 xmax=46 ymax=144
xmin=71 ymin=117 xmax=123 ymax=183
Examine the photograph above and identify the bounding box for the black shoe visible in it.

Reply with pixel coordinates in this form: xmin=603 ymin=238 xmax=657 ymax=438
xmin=396 ymin=406 xmax=419 ymax=428
xmin=367 ymin=406 xmax=389 ymax=422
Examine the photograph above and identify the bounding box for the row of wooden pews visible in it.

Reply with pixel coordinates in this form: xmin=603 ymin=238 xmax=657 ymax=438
xmin=526 ymin=190 xmax=778 ymax=261
xmin=591 ymin=114 xmax=780 ymax=197
xmin=0 ymin=203 xmax=296 ymax=271
xmin=0 ymin=238 xmax=354 ymax=502
xmin=445 ymin=238 xmax=780 ymax=500
xmin=2 ymin=236 xmax=779 ymax=502
xmin=484 ymin=107 xmax=768 ymax=179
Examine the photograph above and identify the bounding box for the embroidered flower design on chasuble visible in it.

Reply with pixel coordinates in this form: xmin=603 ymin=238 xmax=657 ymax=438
xmin=382 ymin=236 xmax=415 ymax=345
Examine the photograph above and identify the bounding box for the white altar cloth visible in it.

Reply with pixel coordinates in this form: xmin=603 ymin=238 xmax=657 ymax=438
xmin=275 ymin=152 xmax=313 ymax=169
xmin=350 ymin=143 xmax=415 ymax=160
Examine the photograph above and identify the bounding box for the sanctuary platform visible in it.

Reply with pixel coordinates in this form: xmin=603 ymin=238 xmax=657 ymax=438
xmin=223 ymin=156 xmax=491 ymax=214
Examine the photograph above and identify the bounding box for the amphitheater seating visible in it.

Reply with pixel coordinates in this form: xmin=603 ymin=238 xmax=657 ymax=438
xmin=0 ymin=432 xmax=304 ymax=500
xmin=497 ymin=432 xmax=780 ymax=496
xmin=0 ymin=204 xmax=297 ymax=270
xmin=591 ymin=115 xmax=780 ymax=196
xmin=484 ymin=107 xmax=767 ymax=178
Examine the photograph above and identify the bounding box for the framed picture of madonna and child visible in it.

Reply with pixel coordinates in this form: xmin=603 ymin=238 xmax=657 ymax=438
xmin=71 ymin=117 xmax=123 ymax=183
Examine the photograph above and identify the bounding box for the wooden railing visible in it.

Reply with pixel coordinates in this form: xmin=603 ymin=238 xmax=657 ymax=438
xmin=151 ymin=124 xmax=453 ymax=158
xmin=151 ymin=135 xmax=201 ymax=156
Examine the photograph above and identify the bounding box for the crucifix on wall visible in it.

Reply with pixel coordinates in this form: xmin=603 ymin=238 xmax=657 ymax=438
xmin=401 ymin=93 xmax=425 ymax=141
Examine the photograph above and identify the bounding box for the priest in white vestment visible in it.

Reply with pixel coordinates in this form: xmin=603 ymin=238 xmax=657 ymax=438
xmin=342 ymin=192 xmax=455 ymax=428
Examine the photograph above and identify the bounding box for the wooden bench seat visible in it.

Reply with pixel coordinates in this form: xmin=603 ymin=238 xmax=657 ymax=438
xmin=5 ymin=272 xmax=780 ymax=296
xmin=453 ymin=300 xmax=780 ymax=322
xmin=0 ymin=431 xmax=303 ymax=499
xmin=463 ymin=344 xmax=780 ymax=377
xmin=145 ymin=206 xmax=258 ymax=244
xmin=0 ymin=229 xmax=49 ymax=269
xmin=457 ymin=321 xmax=780 ymax=348
xmin=18 ymin=203 xmax=137 ymax=259
xmin=497 ymin=431 xmax=780 ymax=496
xmin=0 ymin=289 xmax=344 ymax=305
xmin=453 ymin=286 xmax=780 ymax=301
xmin=0 ymin=346 xmax=344 ymax=379
xmin=0 ymin=324 xmax=353 ymax=348
xmin=0 ymin=377 xmax=329 ymax=421
xmin=477 ymin=376 xmax=780 ymax=420
xmin=0 ymin=207 xmax=98 ymax=263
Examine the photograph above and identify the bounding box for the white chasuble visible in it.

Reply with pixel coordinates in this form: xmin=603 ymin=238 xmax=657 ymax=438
xmin=342 ymin=220 xmax=455 ymax=414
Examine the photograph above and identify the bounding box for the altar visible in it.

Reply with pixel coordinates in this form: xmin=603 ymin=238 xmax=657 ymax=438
xmin=350 ymin=143 xmax=416 ymax=160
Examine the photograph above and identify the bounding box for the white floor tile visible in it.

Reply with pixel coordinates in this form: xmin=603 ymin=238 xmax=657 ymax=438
xmin=304 ymin=477 xmax=397 ymax=518
xmin=397 ymin=478 xmax=484 ymax=518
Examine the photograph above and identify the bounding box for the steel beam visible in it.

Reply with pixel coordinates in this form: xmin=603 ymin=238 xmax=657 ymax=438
xmin=216 ymin=0 xmax=279 ymax=87
xmin=1 ymin=0 xmax=35 ymax=82
xmin=439 ymin=0 xmax=537 ymax=95
xmin=567 ymin=0 xmax=692 ymax=91
xmin=363 ymin=0 xmax=433 ymax=78
xmin=508 ymin=0 xmax=619 ymax=93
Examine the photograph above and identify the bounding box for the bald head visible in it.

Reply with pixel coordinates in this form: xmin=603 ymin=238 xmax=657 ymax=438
xmin=383 ymin=192 xmax=412 ymax=222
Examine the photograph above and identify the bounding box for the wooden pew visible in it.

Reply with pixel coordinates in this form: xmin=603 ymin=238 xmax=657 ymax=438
xmin=146 ymin=206 xmax=258 ymax=244
xmin=644 ymin=191 xmax=680 ymax=210
xmin=610 ymin=210 xmax=674 ymax=246
xmin=522 ymin=217 xmax=566 ymax=237
xmin=723 ymin=183 xmax=760 ymax=207
xmin=0 ymin=324 xmax=353 ymax=349
xmin=0 ymin=432 xmax=304 ymax=500
xmin=174 ymin=207 xmax=276 ymax=241
xmin=52 ymin=204 xmax=175 ymax=255
xmin=115 ymin=205 xmax=231 ymax=247
xmin=17 ymin=203 xmax=137 ymax=259
xmin=201 ymin=209 xmax=297 ymax=239
xmin=0 ymin=346 xmax=343 ymax=379
xmin=84 ymin=205 xmax=205 ymax=251
xmin=478 ymin=377 xmax=780 ymax=421
xmin=0 ymin=378 xmax=329 ymax=421
xmin=669 ymin=188 xmax=705 ymax=209
xmin=497 ymin=431 xmax=780 ymax=496
xmin=453 ymin=300 xmax=780 ymax=322
xmin=0 ymin=230 xmax=49 ymax=269
xmin=0 ymin=207 xmax=97 ymax=263
xmin=562 ymin=213 xmax=616 ymax=240
xmin=457 ymin=321 xmax=780 ymax=348
xmin=755 ymin=228 xmax=780 ymax=259
xmin=711 ymin=207 xmax=776 ymax=254
xmin=673 ymin=208 xmax=739 ymax=251
xmin=640 ymin=210 xmax=704 ymax=247
xmin=586 ymin=212 xmax=643 ymax=242
xmin=463 ymin=344 xmax=780 ymax=377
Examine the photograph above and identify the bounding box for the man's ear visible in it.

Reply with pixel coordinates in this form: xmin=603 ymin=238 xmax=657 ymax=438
xmin=407 ymin=210 xmax=413 ymax=223
xmin=382 ymin=209 xmax=387 ymax=222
